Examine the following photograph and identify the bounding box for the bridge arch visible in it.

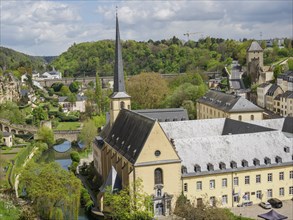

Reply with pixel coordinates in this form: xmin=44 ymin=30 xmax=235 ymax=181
xmin=4 ymin=126 xmax=10 ymax=132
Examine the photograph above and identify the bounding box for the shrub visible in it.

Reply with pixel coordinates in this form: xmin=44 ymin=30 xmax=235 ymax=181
xmin=70 ymin=151 xmax=80 ymax=163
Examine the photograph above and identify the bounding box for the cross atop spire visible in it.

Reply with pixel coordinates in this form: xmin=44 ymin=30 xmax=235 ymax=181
xmin=111 ymin=10 xmax=130 ymax=98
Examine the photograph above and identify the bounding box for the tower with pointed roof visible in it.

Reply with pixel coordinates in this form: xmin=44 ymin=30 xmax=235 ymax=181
xmin=247 ymin=41 xmax=263 ymax=68
xmin=110 ymin=12 xmax=131 ymax=125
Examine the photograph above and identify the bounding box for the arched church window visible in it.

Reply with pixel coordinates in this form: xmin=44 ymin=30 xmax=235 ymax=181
xmin=155 ymin=168 xmax=163 ymax=185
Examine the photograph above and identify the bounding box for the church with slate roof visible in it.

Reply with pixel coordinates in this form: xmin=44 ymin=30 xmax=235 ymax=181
xmin=93 ymin=14 xmax=293 ymax=217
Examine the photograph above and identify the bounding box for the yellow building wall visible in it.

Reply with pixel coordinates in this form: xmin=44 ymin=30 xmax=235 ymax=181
xmin=197 ymin=103 xmax=263 ymax=121
xmin=136 ymin=122 xmax=180 ymax=163
xmin=183 ymin=165 xmax=293 ymax=208
xmin=110 ymin=98 xmax=131 ymax=125
xmin=134 ymin=122 xmax=182 ymax=209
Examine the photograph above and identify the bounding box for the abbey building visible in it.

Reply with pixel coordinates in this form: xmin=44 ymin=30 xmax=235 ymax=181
xmin=92 ymin=15 xmax=293 ymax=217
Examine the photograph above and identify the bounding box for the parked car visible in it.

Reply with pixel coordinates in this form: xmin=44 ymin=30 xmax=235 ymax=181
xmin=259 ymin=202 xmax=272 ymax=209
xmin=237 ymin=201 xmax=253 ymax=207
xmin=267 ymin=198 xmax=283 ymax=208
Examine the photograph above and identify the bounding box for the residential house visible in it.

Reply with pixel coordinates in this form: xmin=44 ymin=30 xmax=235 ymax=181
xmin=265 ymin=84 xmax=283 ymax=112
xmin=279 ymin=91 xmax=293 ymax=117
xmin=58 ymin=95 xmax=86 ymax=112
xmin=257 ymin=83 xmax=272 ymax=108
xmin=197 ymin=90 xmax=263 ymax=121
xmin=2 ymin=132 xmax=13 ymax=147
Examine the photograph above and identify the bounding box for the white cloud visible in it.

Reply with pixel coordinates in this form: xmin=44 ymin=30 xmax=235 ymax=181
xmin=0 ymin=0 xmax=292 ymax=56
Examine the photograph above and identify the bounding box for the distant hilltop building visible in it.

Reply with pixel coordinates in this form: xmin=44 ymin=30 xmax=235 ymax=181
xmin=37 ymin=67 xmax=62 ymax=80
xmin=0 ymin=73 xmax=21 ymax=104
xmin=246 ymin=41 xmax=274 ymax=84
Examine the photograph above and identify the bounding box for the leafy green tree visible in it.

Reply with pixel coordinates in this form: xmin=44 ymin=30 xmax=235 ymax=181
xmin=79 ymin=119 xmax=97 ymax=150
xmin=60 ymin=85 xmax=71 ymax=96
xmin=51 ymin=83 xmax=64 ymax=92
xmin=69 ymin=81 xmax=80 ymax=93
xmin=36 ymin=126 xmax=54 ymax=146
xmin=104 ymin=178 xmax=153 ymax=220
xmin=0 ymin=101 xmax=26 ymax=124
xmin=19 ymin=162 xmax=81 ymax=220
xmin=126 ymin=72 xmax=169 ymax=109
xmin=95 ymin=72 xmax=103 ymax=114
xmin=32 ymin=106 xmax=48 ymax=126
xmin=273 ymin=65 xmax=282 ymax=80
xmin=287 ymin=59 xmax=293 ymax=70
xmin=174 ymin=194 xmax=250 ymax=220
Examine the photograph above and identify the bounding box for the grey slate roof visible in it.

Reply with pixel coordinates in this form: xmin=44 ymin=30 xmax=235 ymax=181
xmin=58 ymin=95 xmax=86 ymax=102
xmin=99 ymin=166 xmax=122 ymax=193
xmin=169 ymin=131 xmax=292 ymax=173
xmin=160 ymin=118 xmax=292 ymax=173
xmin=111 ymin=14 xmax=130 ymax=99
xmin=277 ymin=70 xmax=293 ymax=82
xmin=103 ymin=109 xmax=155 ymax=164
xmin=134 ymin=108 xmax=188 ymax=122
xmin=197 ymin=90 xmax=262 ymax=113
xmin=282 ymin=117 xmax=293 ymax=134
xmin=247 ymin=41 xmax=263 ymax=52
xmin=280 ymin=91 xmax=293 ymax=99
xmin=222 ymin=118 xmax=275 ymax=135
xmin=266 ymin=84 xmax=282 ymax=96
xmin=258 ymin=82 xmax=271 ymax=88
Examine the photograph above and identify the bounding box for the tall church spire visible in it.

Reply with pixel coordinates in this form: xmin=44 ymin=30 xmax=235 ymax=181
xmin=112 ymin=11 xmax=127 ymax=95
xmin=109 ymin=10 xmax=131 ymax=125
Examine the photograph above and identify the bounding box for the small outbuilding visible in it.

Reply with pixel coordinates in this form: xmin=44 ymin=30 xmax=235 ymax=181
xmin=2 ymin=132 xmax=13 ymax=147
xmin=258 ymin=209 xmax=288 ymax=220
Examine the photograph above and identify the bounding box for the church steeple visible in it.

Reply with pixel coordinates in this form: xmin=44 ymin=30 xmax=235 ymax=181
xmin=110 ymin=10 xmax=131 ymax=125
xmin=113 ymin=12 xmax=126 ymax=93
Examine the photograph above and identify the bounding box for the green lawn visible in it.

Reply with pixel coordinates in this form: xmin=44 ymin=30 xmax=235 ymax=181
xmin=54 ymin=122 xmax=82 ymax=131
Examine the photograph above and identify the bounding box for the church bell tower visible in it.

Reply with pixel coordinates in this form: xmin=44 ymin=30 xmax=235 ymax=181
xmin=110 ymin=12 xmax=131 ymax=126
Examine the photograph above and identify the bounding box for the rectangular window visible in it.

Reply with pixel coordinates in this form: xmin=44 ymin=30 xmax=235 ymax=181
xmin=279 ymin=172 xmax=284 ymax=180
xmin=267 ymin=189 xmax=273 ymax=198
xmin=256 ymin=174 xmax=261 ymax=183
xmin=289 ymin=186 xmax=293 ymax=195
xmin=222 ymin=195 xmax=228 ymax=205
xmin=279 ymin=187 xmax=284 ymax=196
xmin=196 ymin=181 xmax=202 ymax=190
xmin=233 ymin=177 xmax=238 ymax=186
xmin=290 ymin=171 xmax=293 ymax=179
xmin=243 ymin=192 xmax=250 ymax=201
xmin=245 ymin=176 xmax=250 ymax=185
xmin=184 ymin=183 xmax=188 ymax=192
xmin=210 ymin=196 xmax=216 ymax=206
xmin=210 ymin=180 xmax=215 ymax=189
xmin=222 ymin=178 xmax=227 ymax=188
xmin=233 ymin=195 xmax=239 ymax=203
xmin=256 ymin=190 xmax=262 ymax=199
xmin=268 ymin=173 xmax=273 ymax=182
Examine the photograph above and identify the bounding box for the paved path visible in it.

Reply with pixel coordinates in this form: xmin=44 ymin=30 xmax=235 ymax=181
xmin=230 ymin=200 xmax=293 ymax=220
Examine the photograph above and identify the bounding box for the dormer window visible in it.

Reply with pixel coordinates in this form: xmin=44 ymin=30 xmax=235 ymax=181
xmin=194 ymin=164 xmax=201 ymax=172
xmin=253 ymin=158 xmax=260 ymax=166
xmin=207 ymin=163 xmax=214 ymax=171
xmin=219 ymin=162 xmax=226 ymax=170
xmin=264 ymin=157 xmax=271 ymax=165
xmin=284 ymin=146 xmax=290 ymax=153
xmin=275 ymin=156 xmax=282 ymax=163
xmin=242 ymin=160 xmax=248 ymax=167
xmin=181 ymin=166 xmax=187 ymax=174
xmin=230 ymin=161 xmax=237 ymax=169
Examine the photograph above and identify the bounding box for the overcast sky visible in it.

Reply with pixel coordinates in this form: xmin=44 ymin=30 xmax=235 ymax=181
xmin=1 ymin=0 xmax=292 ymax=56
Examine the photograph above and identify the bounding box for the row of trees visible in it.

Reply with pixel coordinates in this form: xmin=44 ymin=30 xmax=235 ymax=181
xmin=126 ymin=72 xmax=208 ymax=119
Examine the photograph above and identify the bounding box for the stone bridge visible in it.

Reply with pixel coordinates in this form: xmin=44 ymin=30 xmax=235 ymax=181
xmin=35 ymin=74 xmax=178 ymax=88
xmin=53 ymin=130 xmax=81 ymax=142
xmin=35 ymin=76 xmax=113 ymax=88
xmin=0 ymin=118 xmax=37 ymax=135
xmin=0 ymin=118 xmax=80 ymax=141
